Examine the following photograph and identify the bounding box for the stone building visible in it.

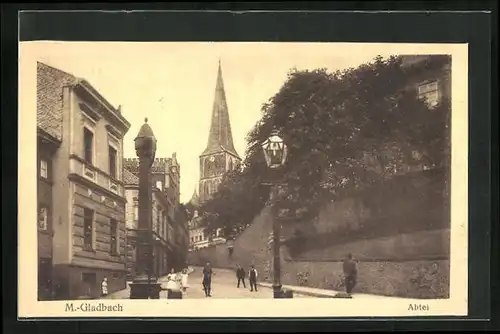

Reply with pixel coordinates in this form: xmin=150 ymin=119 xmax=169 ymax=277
xmin=37 ymin=62 xmax=131 ymax=300
xmin=123 ymin=154 xmax=188 ymax=275
xmin=123 ymin=168 xmax=170 ymax=279
xmin=198 ymin=60 xmax=241 ymax=203
xmin=37 ymin=127 xmax=61 ymax=300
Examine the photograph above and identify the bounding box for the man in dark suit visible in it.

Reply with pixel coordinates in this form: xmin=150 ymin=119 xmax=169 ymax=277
xmin=236 ymin=264 xmax=246 ymax=288
xmin=202 ymin=262 xmax=213 ymax=297
xmin=342 ymin=253 xmax=358 ymax=297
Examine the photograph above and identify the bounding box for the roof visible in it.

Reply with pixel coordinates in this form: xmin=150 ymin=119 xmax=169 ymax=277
xmin=37 ymin=62 xmax=130 ymax=141
xmin=136 ymin=118 xmax=156 ymax=138
xmin=123 ymin=155 xmax=180 ymax=175
xmin=123 ymin=168 xmax=139 ymax=185
xmin=201 ymin=60 xmax=240 ymax=158
xmin=37 ymin=62 xmax=79 ymax=141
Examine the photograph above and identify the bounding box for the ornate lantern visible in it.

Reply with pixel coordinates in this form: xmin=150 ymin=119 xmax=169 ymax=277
xmin=134 ymin=118 xmax=157 ymax=167
xmin=261 ymin=129 xmax=288 ymax=169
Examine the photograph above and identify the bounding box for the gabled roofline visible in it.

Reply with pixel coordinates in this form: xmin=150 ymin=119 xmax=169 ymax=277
xmin=200 ymin=144 xmax=241 ymax=160
xmin=74 ymin=80 xmax=131 ymax=132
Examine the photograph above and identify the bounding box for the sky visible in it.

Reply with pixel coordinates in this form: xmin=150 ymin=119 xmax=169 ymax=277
xmin=24 ymin=42 xmax=406 ymax=203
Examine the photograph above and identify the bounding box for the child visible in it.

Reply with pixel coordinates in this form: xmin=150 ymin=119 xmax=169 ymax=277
xmin=166 ymin=268 xmax=179 ymax=293
xmin=181 ymin=268 xmax=189 ymax=292
xmin=101 ymin=277 xmax=108 ymax=298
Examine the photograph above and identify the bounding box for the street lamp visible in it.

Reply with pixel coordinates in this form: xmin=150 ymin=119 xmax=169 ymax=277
xmin=129 ymin=118 xmax=162 ymax=299
xmin=261 ymin=128 xmax=289 ymax=299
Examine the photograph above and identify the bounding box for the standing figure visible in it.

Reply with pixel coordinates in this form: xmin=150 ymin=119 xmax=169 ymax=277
xmin=181 ymin=268 xmax=189 ymax=292
xmin=342 ymin=253 xmax=358 ymax=297
xmin=202 ymin=262 xmax=213 ymax=297
xmin=248 ymin=265 xmax=258 ymax=292
xmin=101 ymin=277 xmax=108 ymax=298
xmin=236 ymin=264 xmax=246 ymax=288
xmin=166 ymin=268 xmax=180 ymax=298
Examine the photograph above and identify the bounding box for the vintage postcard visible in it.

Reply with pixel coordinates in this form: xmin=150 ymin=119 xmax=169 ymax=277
xmin=18 ymin=41 xmax=468 ymax=318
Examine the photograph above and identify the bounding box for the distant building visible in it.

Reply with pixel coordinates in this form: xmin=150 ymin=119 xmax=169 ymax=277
xmin=123 ymin=154 xmax=187 ymax=274
xmin=37 ymin=62 xmax=131 ymax=300
xmin=187 ymin=209 xmax=225 ymax=251
xmin=198 ymin=60 xmax=241 ymax=203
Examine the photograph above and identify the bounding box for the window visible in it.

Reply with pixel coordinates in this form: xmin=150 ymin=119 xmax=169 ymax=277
xmin=83 ymin=208 xmax=94 ymax=251
xmin=110 ymin=219 xmax=118 ymax=255
xmin=108 ymin=145 xmax=117 ymax=178
xmin=133 ymin=199 xmax=139 ymax=221
xmin=156 ymin=181 xmax=163 ymax=190
xmin=38 ymin=207 xmax=48 ymax=230
xmin=84 ymin=127 xmax=94 ymax=164
xmin=156 ymin=208 xmax=161 ymax=234
xmin=40 ymin=159 xmax=48 ymax=179
xmin=417 ymin=81 xmax=439 ymax=108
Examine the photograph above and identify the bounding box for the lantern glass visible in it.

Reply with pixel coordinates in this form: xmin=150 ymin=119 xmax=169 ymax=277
xmin=261 ymin=130 xmax=288 ymax=169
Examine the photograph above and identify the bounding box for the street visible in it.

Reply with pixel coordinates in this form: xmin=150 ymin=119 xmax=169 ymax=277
xmin=106 ymin=267 xmax=307 ymax=299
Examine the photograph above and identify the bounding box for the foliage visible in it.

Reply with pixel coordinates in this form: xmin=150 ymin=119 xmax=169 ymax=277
xmin=201 ymin=54 xmax=451 ymax=234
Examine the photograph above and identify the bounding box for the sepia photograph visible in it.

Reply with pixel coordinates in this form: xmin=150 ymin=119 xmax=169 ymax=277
xmin=19 ymin=41 xmax=468 ymax=318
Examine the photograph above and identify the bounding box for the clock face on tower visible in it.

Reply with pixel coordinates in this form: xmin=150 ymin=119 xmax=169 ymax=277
xmin=210 ymin=156 xmax=215 ymax=162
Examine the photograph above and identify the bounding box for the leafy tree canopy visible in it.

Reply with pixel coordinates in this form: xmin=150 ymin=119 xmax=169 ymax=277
xmin=200 ymin=55 xmax=451 ymax=235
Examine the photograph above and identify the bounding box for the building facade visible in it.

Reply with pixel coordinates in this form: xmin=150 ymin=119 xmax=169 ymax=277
xmin=198 ymin=61 xmax=241 ymax=203
xmin=37 ymin=128 xmax=61 ymax=300
xmin=187 ymin=209 xmax=225 ymax=251
xmin=37 ymin=62 xmax=131 ymax=300
xmin=123 ymin=154 xmax=188 ymax=275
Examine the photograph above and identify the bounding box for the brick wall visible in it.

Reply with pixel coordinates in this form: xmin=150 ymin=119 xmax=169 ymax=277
xmin=282 ymin=259 xmax=449 ymax=299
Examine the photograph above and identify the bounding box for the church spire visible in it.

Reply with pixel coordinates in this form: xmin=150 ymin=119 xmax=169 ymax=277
xmin=201 ymin=60 xmax=239 ymax=158
xmin=189 ymin=186 xmax=200 ymax=207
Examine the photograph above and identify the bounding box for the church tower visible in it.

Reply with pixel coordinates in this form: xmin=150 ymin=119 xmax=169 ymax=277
xmin=199 ymin=60 xmax=241 ymax=203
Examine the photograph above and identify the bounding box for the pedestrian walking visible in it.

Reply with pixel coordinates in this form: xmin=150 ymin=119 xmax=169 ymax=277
xmin=181 ymin=268 xmax=189 ymax=292
xmin=342 ymin=253 xmax=358 ymax=297
xmin=249 ymin=265 xmax=258 ymax=292
xmin=101 ymin=277 xmax=108 ymax=298
xmin=236 ymin=264 xmax=246 ymax=288
xmin=202 ymin=262 xmax=213 ymax=297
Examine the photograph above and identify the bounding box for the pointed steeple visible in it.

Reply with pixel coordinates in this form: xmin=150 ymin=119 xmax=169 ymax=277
xmin=201 ymin=60 xmax=239 ymax=158
xmin=189 ymin=186 xmax=200 ymax=207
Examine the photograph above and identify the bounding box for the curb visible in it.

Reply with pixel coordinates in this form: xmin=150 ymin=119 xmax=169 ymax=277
xmin=257 ymin=282 xmax=340 ymax=298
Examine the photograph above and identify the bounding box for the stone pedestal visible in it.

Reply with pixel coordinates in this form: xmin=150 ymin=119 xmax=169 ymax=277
xmin=129 ymin=277 xmax=162 ymax=299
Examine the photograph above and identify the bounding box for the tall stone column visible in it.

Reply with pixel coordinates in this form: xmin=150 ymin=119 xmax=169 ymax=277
xmin=129 ymin=118 xmax=162 ymax=299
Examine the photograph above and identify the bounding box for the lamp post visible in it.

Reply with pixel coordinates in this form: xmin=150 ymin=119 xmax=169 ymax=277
xmin=129 ymin=118 xmax=162 ymax=299
xmin=261 ymin=128 xmax=288 ymax=299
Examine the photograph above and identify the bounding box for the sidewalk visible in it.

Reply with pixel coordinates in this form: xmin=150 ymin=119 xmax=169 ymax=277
xmin=257 ymin=282 xmax=424 ymax=301
xmin=104 ymin=267 xmax=195 ymax=299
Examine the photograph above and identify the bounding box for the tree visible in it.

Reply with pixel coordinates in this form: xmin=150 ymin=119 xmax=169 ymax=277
xmin=202 ymin=55 xmax=451 ymax=232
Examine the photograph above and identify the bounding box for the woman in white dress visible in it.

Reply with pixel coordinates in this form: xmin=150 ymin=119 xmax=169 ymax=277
xmin=166 ymin=268 xmax=179 ymax=294
xmin=181 ymin=268 xmax=189 ymax=292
